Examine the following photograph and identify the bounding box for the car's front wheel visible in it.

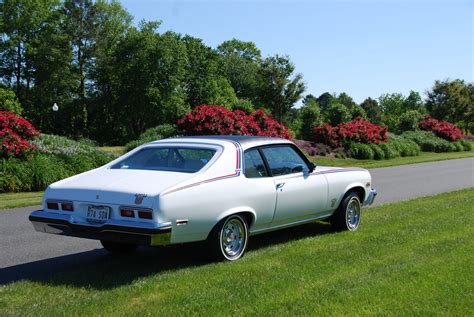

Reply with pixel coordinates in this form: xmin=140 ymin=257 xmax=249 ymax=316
xmin=208 ymin=214 xmax=249 ymax=261
xmin=100 ymin=240 xmax=138 ymax=254
xmin=331 ymin=192 xmax=362 ymax=231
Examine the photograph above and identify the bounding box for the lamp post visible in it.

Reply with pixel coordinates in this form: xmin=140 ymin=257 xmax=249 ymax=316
xmin=52 ymin=103 xmax=59 ymax=134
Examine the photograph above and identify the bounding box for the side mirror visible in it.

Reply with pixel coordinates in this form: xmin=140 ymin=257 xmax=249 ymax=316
xmin=292 ymin=165 xmax=304 ymax=173
xmin=308 ymin=162 xmax=316 ymax=173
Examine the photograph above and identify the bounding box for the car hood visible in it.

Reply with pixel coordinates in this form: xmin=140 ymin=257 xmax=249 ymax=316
xmin=46 ymin=168 xmax=194 ymax=207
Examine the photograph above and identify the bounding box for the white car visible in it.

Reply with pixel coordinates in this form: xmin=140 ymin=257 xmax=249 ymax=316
xmin=30 ymin=136 xmax=377 ymax=261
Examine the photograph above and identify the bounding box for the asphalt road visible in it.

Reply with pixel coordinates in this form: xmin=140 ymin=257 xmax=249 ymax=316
xmin=1 ymin=157 xmax=473 ymax=284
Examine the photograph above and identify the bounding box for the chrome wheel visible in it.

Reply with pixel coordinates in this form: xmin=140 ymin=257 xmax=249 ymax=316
xmin=219 ymin=216 xmax=248 ymax=260
xmin=345 ymin=197 xmax=361 ymax=230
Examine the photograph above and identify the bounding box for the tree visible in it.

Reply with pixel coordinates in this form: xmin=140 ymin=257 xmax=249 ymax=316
xmin=317 ymin=92 xmax=334 ymax=112
xmin=426 ymin=79 xmax=473 ymax=133
xmin=404 ymin=90 xmax=425 ymax=113
xmin=0 ymin=0 xmax=60 ymax=98
xmin=398 ymin=110 xmax=423 ymax=133
xmin=360 ymin=97 xmax=382 ymax=124
xmin=299 ymin=97 xmax=322 ymax=140
xmin=257 ymin=55 xmax=305 ymax=121
xmin=217 ymin=39 xmax=261 ymax=102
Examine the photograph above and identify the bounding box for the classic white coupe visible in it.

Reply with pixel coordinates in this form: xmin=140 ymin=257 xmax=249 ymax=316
xmin=30 ymin=136 xmax=376 ymax=261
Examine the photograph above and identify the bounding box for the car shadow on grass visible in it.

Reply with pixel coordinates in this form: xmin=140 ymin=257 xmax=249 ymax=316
xmin=1 ymin=221 xmax=333 ymax=289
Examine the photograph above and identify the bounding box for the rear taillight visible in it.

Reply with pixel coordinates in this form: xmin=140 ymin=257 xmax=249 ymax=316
xmin=120 ymin=208 xmax=134 ymax=218
xmin=61 ymin=202 xmax=74 ymax=211
xmin=46 ymin=201 xmax=59 ymax=210
xmin=138 ymin=210 xmax=153 ymax=219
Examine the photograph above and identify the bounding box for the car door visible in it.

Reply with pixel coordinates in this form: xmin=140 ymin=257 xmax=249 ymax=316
xmin=260 ymin=145 xmax=329 ymax=225
xmin=240 ymin=149 xmax=277 ymax=230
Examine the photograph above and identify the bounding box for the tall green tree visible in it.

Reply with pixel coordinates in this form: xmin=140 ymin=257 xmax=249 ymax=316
xmin=426 ymin=79 xmax=473 ymax=132
xmin=299 ymin=96 xmax=322 ymax=139
xmin=217 ymin=39 xmax=261 ymax=103
xmin=317 ymin=92 xmax=334 ymax=112
xmin=360 ymin=97 xmax=382 ymax=124
xmin=257 ymin=55 xmax=305 ymax=121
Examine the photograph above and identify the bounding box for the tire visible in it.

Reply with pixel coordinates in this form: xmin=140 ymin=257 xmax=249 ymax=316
xmin=207 ymin=214 xmax=249 ymax=261
xmin=100 ymin=240 xmax=138 ymax=254
xmin=331 ymin=192 xmax=362 ymax=231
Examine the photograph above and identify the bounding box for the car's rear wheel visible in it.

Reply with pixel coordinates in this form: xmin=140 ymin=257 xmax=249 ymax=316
xmin=100 ymin=240 xmax=137 ymax=254
xmin=331 ymin=192 xmax=361 ymax=231
xmin=208 ymin=214 xmax=249 ymax=261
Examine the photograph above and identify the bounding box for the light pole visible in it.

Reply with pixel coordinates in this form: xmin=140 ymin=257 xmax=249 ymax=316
xmin=52 ymin=103 xmax=59 ymax=134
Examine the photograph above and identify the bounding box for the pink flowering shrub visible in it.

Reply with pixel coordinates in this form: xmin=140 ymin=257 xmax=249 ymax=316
xmin=1 ymin=111 xmax=39 ymax=158
xmin=312 ymin=117 xmax=388 ymax=147
xmin=419 ymin=116 xmax=463 ymax=141
xmin=177 ymin=105 xmax=293 ymax=139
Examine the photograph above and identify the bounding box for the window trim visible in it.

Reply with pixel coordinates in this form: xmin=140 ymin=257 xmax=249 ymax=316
xmin=242 ymin=148 xmax=271 ymax=179
xmin=244 ymin=143 xmax=314 ymax=177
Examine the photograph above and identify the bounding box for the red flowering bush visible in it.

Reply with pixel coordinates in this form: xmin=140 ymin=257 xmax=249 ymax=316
xmin=177 ymin=105 xmax=292 ymax=139
xmin=1 ymin=111 xmax=39 ymax=158
xmin=312 ymin=117 xmax=388 ymax=147
xmin=419 ymin=116 xmax=463 ymax=141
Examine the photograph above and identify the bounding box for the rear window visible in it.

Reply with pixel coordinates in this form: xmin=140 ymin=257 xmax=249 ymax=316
xmin=111 ymin=147 xmax=216 ymax=173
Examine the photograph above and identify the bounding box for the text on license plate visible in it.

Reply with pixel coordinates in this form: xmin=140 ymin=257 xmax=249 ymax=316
xmin=87 ymin=205 xmax=110 ymax=222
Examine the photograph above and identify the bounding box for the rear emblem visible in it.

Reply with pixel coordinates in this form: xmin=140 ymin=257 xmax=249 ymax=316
xmin=134 ymin=194 xmax=147 ymax=205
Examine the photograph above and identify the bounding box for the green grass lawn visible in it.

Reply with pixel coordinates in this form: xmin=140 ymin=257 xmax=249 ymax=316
xmin=1 ymin=189 xmax=472 ymax=316
xmin=0 ymin=192 xmax=43 ymax=209
xmin=313 ymin=149 xmax=474 ymax=168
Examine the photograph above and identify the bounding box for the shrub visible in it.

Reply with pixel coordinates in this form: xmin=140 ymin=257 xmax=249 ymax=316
xmin=125 ymin=124 xmax=178 ymax=151
xmin=1 ymin=111 xmax=39 ymax=158
xmin=312 ymin=117 xmax=388 ymax=147
xmin=292 ymin=139 xmax=333 ymax=157
xmin=419 ymin=116 xmax=463 ymax=141
xmin=325 ymin=103 xmax=352 ymax=125
xmin=311 ymin=124 xmax=339 ymax=148
xmin=0 ymin=134 xmax=117 ymax=192
xmin=349 ymin=142 xmax=374 ymax=160
xmin=177 ymin=105 xmax=292 ymax=139
xmin=398 ymin=110 xmax=423 ymax=132
xmin=389 ymin=135 xmax=421 ymax=157
xmin=378 ymin=142 xmax=399 ymax=159
xmin=402 ymin=131 xmax=454 ymax=152
xmin=369 ymin=143 xmax=385 ymax=160
xmin=460 ymin=139 xmax=472 ymax=151
xmin=0 ymin=87 xmax=23 ymax=114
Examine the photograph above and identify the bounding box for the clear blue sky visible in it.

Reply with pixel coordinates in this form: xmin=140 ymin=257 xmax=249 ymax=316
xmin=121 ymin=0 xmax=473 ymax=103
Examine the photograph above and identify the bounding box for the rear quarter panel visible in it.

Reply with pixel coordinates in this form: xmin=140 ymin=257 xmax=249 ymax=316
xmin=324 ymin=169 xmax=371 ymax=210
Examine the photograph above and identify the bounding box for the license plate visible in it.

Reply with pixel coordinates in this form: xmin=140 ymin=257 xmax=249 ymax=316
xmin=87 ymin=205 xmax=110 ymax=223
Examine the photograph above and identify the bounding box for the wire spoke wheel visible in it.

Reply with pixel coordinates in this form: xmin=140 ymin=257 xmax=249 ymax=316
xmin=345 ymin=197 xmax=361 ymax=230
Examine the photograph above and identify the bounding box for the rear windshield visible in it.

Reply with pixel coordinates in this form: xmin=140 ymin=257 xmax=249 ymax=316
xmin=111 ymin=147 xmax=216 ymax=173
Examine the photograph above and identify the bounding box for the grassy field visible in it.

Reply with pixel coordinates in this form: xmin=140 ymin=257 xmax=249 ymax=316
xmin=0 ymin=192 xmax=43 ymax=209
xmin=314 ymin=149 xmax=474 ymax=168
xmin=1 ymin=189 xmax=472 ymax=316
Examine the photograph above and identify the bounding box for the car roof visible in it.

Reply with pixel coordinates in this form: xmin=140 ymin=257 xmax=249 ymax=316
xmin=154 ymin=135 xmax=293 ymax=150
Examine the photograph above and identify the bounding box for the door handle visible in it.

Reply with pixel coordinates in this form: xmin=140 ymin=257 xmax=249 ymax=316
xmin=276 ymin=183 xmax=285 ymax=190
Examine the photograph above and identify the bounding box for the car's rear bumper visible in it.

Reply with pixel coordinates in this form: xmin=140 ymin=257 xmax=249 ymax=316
xmin=363 ymin=188 xmax=377 ymax=206
xmin=29 ymin=210 xmax=172 ymax=246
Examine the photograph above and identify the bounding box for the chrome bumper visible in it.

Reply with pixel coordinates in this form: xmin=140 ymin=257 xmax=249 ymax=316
xmin=29 ymin=210 xmax=172 ymax=246
xmin=363 ymin=189 xmax=377 ymax=206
